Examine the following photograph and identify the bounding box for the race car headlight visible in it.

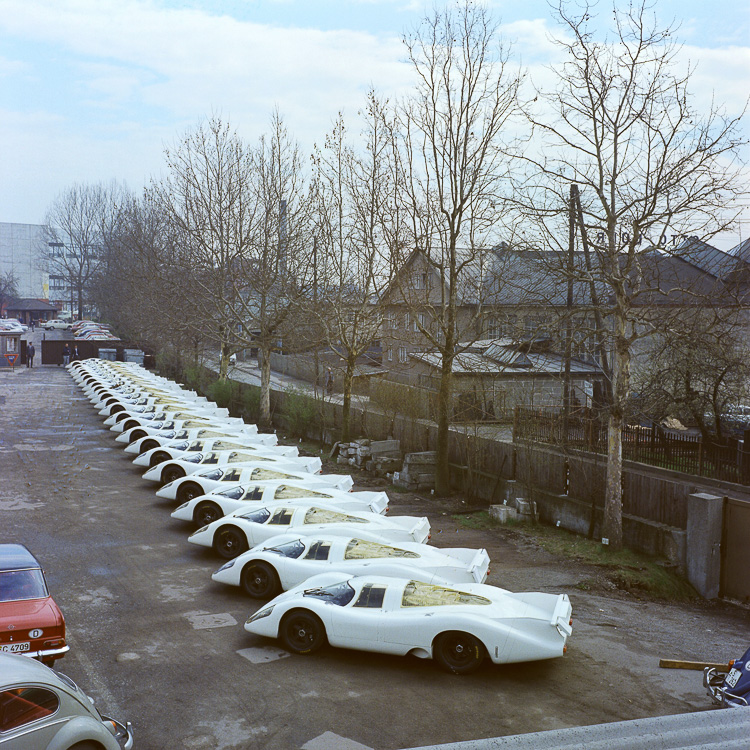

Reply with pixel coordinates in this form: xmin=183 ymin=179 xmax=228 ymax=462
xmin=217 ymin=559 xmax=236 ymax=572
xmin=176 ymin=502 xmax=189 ymax=510
xmin=190 ymin=525 xmax=209 ymax=536
xmin=246 ymin=606 xmax=274 ymax=625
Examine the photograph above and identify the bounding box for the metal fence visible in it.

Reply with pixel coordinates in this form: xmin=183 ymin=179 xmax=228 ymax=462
xmin=514 ymin=407 xmax=749 ymax=485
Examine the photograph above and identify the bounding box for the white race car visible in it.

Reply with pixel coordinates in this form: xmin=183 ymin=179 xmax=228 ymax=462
xmin=108 ymin=410 xmax=246 ymax=433
xmin=156 ymin=465 xmax=353 ymax=502
xmin=114 ymin=415 xmax=251 ymax=439
xmin=132 ymin=437 xmax=298 ymax=468
xmin=142 ymin=451 xmax=322 ymax=486
xmin=121 ymin=425 xmax=272 ymax=454
xmin=244 ymin=573 xmax=572 ymax=673
xmin=171 ymin=483 xmax=388 ymax=525
xmin=188 ymin=503 xmax=431 ymax=558
xmin=103 ymin=403 xmax=233 ymax=427
xmin=212 ymin=534 xmax=489 ymax=597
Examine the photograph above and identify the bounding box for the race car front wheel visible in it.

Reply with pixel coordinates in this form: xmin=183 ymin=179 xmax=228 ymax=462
xmin=280 ymin=610 xmax=326 ymax=654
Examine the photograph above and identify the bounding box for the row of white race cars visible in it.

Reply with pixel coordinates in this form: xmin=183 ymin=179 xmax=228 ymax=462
xmin=69 ymin=358 xmax=573 ymax=674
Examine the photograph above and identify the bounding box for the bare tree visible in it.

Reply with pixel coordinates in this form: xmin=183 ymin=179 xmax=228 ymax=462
xmin=151 ymin=116 xmax=257 ymax=380
xmin=517 ymin=0 xmax=747 ymax=549
xmin=392 ymin=2 xmax=522 ymax=494
xmin=45 ymin=182 xmax=122 ymax=320
xmin=229 ymin=111 xmax=316 ymax=428
xmin=0 ymin=270 xmax=18 ymax=315
xmin=313 ymin=93 xmax=400 ymax=441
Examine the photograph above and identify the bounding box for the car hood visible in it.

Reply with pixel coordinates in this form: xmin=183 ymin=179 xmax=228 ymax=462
xmin=0 ymin=598 xmax=64 ymax=631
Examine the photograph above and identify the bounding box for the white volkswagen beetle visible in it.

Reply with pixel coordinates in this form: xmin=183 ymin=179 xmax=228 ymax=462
xmin=188 ymin=503 xmax=431 ymax=559
xmin=171 ymin=483 xmax=389 ymax=526
xmin=142 ymin=451 xmax=322 ymax=486
xmin=212 ymin=534 xmax=489 ymax=598
xmin=156 ymin=465 xmax=353 ymax=502
xmin=244 ymin=573 xmax=572 ymax=674
xmin=0 ymin=653 xmax=133 ymax=749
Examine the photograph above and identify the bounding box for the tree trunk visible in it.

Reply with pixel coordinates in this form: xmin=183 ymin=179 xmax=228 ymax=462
xmin=602 ymin=305 xmax=629 ymax=550
xmin=341 ymin=356 xmax=356 ymax=443
xmin=435 ymin=353 xmax=453 ymax=495
xmin=259 ymin=348 xmax=272 ymax=429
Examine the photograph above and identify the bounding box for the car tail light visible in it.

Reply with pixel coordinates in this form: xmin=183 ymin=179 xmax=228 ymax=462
xmin=563 ymin=645 xmax=567 ymax=654
xmin=43 ymin=638 xmax=65 ymax=650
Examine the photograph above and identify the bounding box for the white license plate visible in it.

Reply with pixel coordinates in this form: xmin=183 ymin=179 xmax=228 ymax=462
xmin=726 ymin=668 xmax=742 ymax=688
xmin=1 ymin=642 xmax=31 ymax=653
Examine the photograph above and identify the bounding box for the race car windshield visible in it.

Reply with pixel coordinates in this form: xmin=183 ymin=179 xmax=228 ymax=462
xmin=240 ymin=507 xmax=272 ymax=524
xmin=303 ymin=581 xmax=355 ymax=607
xmin=216 ymin=486 xmax=244 ymax=500
xmin=198 ymin=468 xmax=225 ymax=481
xmin=265 ymin=539 xmax=305 ymax=558
xmin=0 ymin=569 xmax=49 ymax=602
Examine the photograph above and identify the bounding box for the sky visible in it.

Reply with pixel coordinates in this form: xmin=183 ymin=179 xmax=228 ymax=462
xmin=1 ymin=0 xmax=749 ymax=249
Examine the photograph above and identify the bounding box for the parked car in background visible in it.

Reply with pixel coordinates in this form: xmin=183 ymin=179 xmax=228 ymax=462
xmin=0 ymin=545 xmax=68 ymax=666
xmin=0 ymin=653 xmax=133 ymax=748
xmin=41 ymin=319 xmax=72 ymax=331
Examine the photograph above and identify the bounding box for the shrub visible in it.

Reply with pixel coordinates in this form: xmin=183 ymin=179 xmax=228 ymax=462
xmin=284 ymin=387 xmax=317 ymax=438
xmin=207 ymin=378 xmax=235 ymax=409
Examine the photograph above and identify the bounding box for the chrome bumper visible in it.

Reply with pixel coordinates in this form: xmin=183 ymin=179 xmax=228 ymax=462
xmin=704 ymin=667 xmax=749 ymax=708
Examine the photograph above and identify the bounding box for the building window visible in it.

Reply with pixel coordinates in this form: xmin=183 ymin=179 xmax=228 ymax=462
xmin=404 ymin=312 xmax=410 ymax=330
xmin=387 ymin=347 xmax=393 ymax=362
xmin=398 ymin=346 xmax=408 ymax=363
xmin=415 ymin=312 xmax=426 ymax=332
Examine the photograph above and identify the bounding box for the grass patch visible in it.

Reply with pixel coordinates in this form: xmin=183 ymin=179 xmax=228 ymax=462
xmin=452 ymin=514 xmax=698 ymax=602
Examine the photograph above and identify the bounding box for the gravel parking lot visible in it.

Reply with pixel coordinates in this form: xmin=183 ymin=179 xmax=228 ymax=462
xmin=2 ymin=363 xmax=750 ymax=750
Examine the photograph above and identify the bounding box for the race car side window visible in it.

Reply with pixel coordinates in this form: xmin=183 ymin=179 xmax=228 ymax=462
xmin=353 ymin=584 xmax=387 ymax=609
xmin=221 ymin=469 xmax=242 ymax=482
xmin=268 ymin=508 xmax=294 ymax=525
xmin=304 ymin=542 xmax=331 ymax=560
xmin=0 ymin=687 xmax=60 ymax=731
xmin=241 ymin=486 xmax=264 ymax=500
xmin=202 ymin=452 xmax=220 ymax=465
xmin=187 ymin=440 xmax=206 ymax=451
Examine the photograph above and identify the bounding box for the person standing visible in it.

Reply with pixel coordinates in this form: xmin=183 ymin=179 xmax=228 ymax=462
xmin=26 ymin=342 xmax=35 ymax=368
xmin=72 ymin=345 xmax=80 ymax=362
xmin=62 ymin=343 xmax=70 ymax=366
xmin=325 ymin=367 xmax=334 ymax=395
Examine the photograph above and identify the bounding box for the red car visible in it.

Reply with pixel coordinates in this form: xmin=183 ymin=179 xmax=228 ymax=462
xmin=0 ymin=544 xmax=69 ymax=665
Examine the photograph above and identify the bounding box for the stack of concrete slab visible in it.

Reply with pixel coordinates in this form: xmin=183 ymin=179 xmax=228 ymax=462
xmin=393 ymin=451 xmax=437 ymax=491
xmin=335 ymin=439 xmax=402 ymax=476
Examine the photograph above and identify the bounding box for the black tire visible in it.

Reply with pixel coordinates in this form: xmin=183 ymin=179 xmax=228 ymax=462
xmin=176 ymin=482 xmax=203 ymax=505
xmin=433 ymin=632 xmax=485 ymax=674
xmin=241 ymin=561 xmax=281 ymax=598
xmin=279 ymin=610 xmax=326 ymax=654
xmin=110 ymin=404 xmax=125 ymax=415
xmin=213 ymin=526 xmax=249 ymax=559
xmin=69 ymin=743 xmax=103 ymax=750
xmin=150 ymin=451 xmax=170 ymax=469
xmin=194 ymin=500 xmax=223 ymax=527
xmin=114 ymin=411 xmax=129 ymax=423
xmin=161 ymin=465 xmax=185 ymax=485
xmin=140 ymin=439 xmax=159 ymax=454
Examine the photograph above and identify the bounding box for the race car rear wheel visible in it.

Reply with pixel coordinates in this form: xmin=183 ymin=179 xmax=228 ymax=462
xmin=434 ymin=631 xmax=485 ymax=674
xmin=194 ymin=501 xmax=222 ymax=527
xmin=280 ymin=610 xmax=326 ymax=654
xmin=161 ymin=465 xmax=185 ymax=485
xmin=214 ymin=526 xmax=249 ymax=559
xmin=241 ymin=561 xmax=281 ymax=598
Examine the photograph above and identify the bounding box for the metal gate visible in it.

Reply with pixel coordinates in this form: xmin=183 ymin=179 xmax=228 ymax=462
xmin=720 ymin=497 xmax=750 ymax=603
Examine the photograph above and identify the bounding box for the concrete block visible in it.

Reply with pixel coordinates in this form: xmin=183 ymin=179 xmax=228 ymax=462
xmin=489 ymin=505 xmax=519 ymax=523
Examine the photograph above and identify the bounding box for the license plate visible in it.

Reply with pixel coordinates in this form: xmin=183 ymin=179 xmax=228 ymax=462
xmin=726 ymin=668 xmax=742 ymax=688
xmin=0 ymin=642 xmax=31 ymax=653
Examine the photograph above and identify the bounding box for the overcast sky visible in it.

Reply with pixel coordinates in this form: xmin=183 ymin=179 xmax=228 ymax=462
xmin=1 ymin=0 xmax=749 ymax=248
